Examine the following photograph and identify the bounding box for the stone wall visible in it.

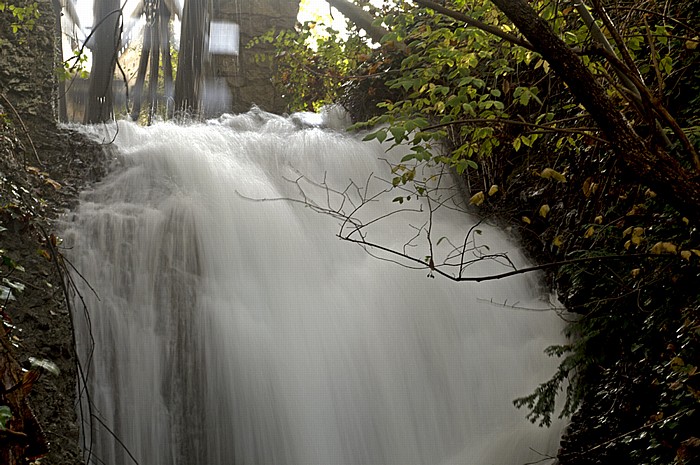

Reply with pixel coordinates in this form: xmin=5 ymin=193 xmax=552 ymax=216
xmin=0 ymin=0 xmax=58 ymax=127
xmin=212 ymin=0 xmax=300 ymax=114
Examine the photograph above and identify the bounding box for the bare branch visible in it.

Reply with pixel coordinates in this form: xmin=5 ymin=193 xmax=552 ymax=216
xmin=0 ymin=93 xmax=42 ymax=167
xmin=237 ymin=170 xmax=669 ymax=284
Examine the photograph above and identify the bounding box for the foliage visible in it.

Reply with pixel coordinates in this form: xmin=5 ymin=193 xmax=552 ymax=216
xmin=57 ymin=49 xmax=90 ymax=82
xmin=352 ymin=4 xmax=531 ymax=182
xmin=249 ymin=21 xmax=372 ymax=112
xmin=0 ymin=1 xmax=38 ymax=34
xmin=0 ymin=0 xmax=38 ymax=50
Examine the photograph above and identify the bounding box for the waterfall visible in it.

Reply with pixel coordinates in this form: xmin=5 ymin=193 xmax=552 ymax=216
xmin=63 ymin=109 xmax=566 ymax=465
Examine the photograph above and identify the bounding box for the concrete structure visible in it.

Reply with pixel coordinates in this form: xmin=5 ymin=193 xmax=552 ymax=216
xmin=212 ymin=0 xmax=300 ymax=114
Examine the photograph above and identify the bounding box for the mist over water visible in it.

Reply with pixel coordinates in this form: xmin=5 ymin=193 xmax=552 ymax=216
xmin=64 ymin=109 xmax=566 ymax=465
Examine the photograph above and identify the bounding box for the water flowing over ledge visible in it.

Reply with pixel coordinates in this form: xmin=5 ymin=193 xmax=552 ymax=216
xmin=62 ymin=109 xmax=566 ymax=465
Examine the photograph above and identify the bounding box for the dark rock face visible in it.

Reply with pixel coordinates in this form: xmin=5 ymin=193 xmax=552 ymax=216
xmin=213 ymin=0 xmax=300 ymax=114
xmin=1 ymin=1 xmax=105 ymax=463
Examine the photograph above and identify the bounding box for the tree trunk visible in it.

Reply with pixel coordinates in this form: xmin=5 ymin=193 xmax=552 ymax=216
xmin=130 ymin=25 xmax=152 ymax=121
xmin=52 ymin=0 xmax=68 ymax=122
xmin=84 ymin=0 xmax=120 ymax=123
xmin=173 ymin=0 xmax=209 ymax=117
xmin=160 ymin=6 xmax=174 ymax=108
xmin=325 ymin=0 xmax=388 ymax=44
xmin=489 ymin=0 xmax=700 ymax=219
xmin=147 ymin=11 xmax=161 ymax=124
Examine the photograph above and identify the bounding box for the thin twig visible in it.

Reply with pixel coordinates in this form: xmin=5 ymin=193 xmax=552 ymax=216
xmin=39 ymin=225 xmax=96 ymax=463
xmin=0 ymin=92 xmax=42 ymax=167
xmin=92 ymin=414 xmax=141 ymax=465
xmin=560 ymin=408 xmax=692 ymax=459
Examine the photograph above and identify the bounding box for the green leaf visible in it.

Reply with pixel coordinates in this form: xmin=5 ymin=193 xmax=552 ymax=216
xmin=2 ymin=255 xmax=23 ymax=271
xmin=519 ymin=90 xmax=531 ymax=106
xmin=659 ymin=55 xmax=673 ymax=74
xmin=455 ymin=158 xmax=477 ymax=174
xmin=513 ymin=137 xmax=522 ymax=151
xmin=364 ymin=130 xmax=387 ymax=143
xmin=390 ymin=126 xmax=405 ymax=143
xmin=0 ymin=405 xmax=11 ymax=430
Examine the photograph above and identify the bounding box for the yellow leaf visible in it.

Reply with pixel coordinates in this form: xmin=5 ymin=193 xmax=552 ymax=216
xmin=582 ymin=177 xmax=595 ymax=197
xmin=45 ymin=178 xmax=62 ymax=190
xmin=469 ymin=191 xmax=485 ymax=206
xmin=540 ymin=168 xmax=566 ymax=182
xmin=692 ymin=249 xmax=700 ymax=257
xmin=594 ymin=215 xmax=603 ymax=224
xmin=644 ymin=189 xmax=656 ymax=198
xmin=681 ymin=250 xmax=692 ymax=261
xmin=539 ymin=204 xmax=550 ymax=218
xmin=650 ymin=242 xmax=677 ymax=254
xmin=623 ymin=226 xmax=634 ymax=237
xmin=630 ymin=268 xmax=640 ymax=278
xmin=624 ymin=240 xmax=631 ymax=250
xmin=488 ymin=185 xmax=499 ymax=196
xmin=682 ymin=217 xmax=690 ymax=225
xmin=626 ymin=204 xmax=645 ymax=216
xmin=630 ymin=227 xmax=645 ymax=246
xmin=522 ymin=216 xmax=531 ymax=224
xmin=584 ymin=226 xmax=595 ymax=238
xmin=686 ymin=37 xmax=699 ymax=49
xmin=552 ymin=236 xmax=563 ymax=248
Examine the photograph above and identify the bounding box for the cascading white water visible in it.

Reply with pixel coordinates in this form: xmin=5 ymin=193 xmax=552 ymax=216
xmin=63 ymin=109 xmax=566 ymax=465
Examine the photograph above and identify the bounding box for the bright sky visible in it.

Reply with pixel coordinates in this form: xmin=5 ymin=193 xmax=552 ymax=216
xmin=298 ymin=0 xmax=349 ymax=32
xmin=72 ymin=0 xmax=342 ymax=29
xmin=66 ymin=0 xmax=347 ymax=64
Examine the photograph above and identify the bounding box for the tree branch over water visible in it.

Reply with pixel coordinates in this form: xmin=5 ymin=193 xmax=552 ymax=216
xmin=237 ymin=169 xmax=671 ymax=283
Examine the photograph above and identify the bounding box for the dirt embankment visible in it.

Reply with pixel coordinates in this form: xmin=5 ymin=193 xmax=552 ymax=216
xmin=1 ymin=1 xmax=107 ymax=462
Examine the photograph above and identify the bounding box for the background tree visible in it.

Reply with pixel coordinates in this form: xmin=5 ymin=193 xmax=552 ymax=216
xmin=84 ymin=0 xmax=121 ymax=123
xmin=173 ymin=0 xmax=210 ymax=117
xmin=130 ymin=0 xmax=179 ymax=123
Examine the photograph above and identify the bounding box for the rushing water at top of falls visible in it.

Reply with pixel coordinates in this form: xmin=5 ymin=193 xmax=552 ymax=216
xmin=63 ymin=109 xmax=566 ymax=465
